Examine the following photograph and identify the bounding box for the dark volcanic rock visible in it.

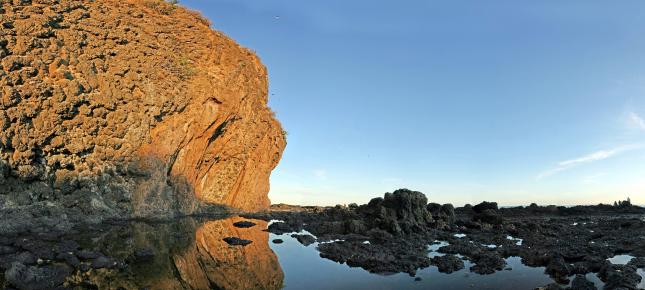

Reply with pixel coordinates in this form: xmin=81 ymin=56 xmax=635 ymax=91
xmin=53 ymin=240 xmax=79 ymax=254
xmin=291 ymin=234 xmax=316 ymax=246
xmin=91 ymin=256 xmax=118 ymax=269
xmin=268 ymin=221 xmax=303 ymax=235
xmin=357 ymin=189 xmax=434 ymax=235
xmin=4 ymin=262 xmax=72 ymax=290
xmin=233 ymin=221 xmax=257 ymax=228
xmin=55 ymin=252 xmax=80 ymax=268
xmin=628 ymin=256 xmax=645 ymax=268
xmin=76 ymin=250 xmax=101 ymax=260
xmin=469 ymin=252 xmax=506 ymax=275
xmin=570 ymin=274 xmax=596 ymax=290
xmin=545 ymin=255 xmax=572 ymax=284
xmin=318 ymin=238 xmax=431 ymax=276
xmin=130 ymin=248 xmax=155 ymax=263
xmin=431 ymin=255 xmax=464 ymax=273
xmin=599 ymin=263 xmax=642 ymax=290
xmin=272 ymin=239 xmax=284 ymax=244
xmin=0 ymin=246 xmax=16 ymax=255
xmin=223 ymin=237 xmax=253 ymax=246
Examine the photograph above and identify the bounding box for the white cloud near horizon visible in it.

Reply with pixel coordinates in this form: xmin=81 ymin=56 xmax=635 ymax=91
xmin=536 ymin=144 xmax=644 ymax=180
xmin=629 ymin=112 xmax=645 ymax=131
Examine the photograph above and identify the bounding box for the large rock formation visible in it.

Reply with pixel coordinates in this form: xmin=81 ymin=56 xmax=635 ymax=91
xmin=0 ymin=0 xmax=286 ymax=233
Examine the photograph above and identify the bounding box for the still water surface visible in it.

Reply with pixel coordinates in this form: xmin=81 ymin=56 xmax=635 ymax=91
xmin=52 ymin=216 xmax=644 ymax=289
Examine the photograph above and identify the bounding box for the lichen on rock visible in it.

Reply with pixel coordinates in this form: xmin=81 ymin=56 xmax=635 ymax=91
xmin=0 ymin=0 xmax=286 ymax=233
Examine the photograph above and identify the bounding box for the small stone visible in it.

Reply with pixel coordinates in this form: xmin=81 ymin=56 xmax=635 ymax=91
xmin=272 ymin=239 xmax=284 ymax=244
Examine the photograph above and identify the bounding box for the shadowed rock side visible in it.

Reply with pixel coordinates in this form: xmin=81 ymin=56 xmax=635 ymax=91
xmin=0 ymin=0 xmax=286 ymax=233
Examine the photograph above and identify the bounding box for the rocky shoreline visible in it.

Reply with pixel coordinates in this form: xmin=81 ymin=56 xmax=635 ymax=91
xmin=1 ymin=189 xmax=644 ymax=289
xmin=244 ymin=189 xmax=645 ymax=290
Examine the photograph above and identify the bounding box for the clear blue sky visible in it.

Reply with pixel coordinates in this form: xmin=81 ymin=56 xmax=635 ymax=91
xmin=181 ymin=0 xmax=645 ymax=206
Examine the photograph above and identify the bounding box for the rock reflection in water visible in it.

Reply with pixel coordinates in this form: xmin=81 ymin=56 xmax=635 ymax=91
xmin=80 ymin=217 xmax=283 ymax=290
xmin=172 ymin=217 xmax=283 ymax=290
xmin=0 ymin=217 xmax=283 ymax=290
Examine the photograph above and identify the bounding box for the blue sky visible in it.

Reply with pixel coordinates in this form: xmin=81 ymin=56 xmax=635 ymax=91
xmin=181 ymin=0 xmax=645 ymax=206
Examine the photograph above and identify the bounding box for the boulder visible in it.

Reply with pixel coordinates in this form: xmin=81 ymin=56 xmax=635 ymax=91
xmin=358 ymin=189 xmax=434 ymax=235
xmin=431 ymin=255 xmax=464 ymax=273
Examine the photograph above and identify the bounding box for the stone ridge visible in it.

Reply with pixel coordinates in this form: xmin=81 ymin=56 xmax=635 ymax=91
xmin=0 ymin=0 xmax=286 ymax=233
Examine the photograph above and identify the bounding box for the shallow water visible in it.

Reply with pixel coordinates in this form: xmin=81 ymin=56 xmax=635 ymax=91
xmin=608 ymin=254 xmax=635 ymax=265
xmin=6 ymin=216 xmax=643 ymax=290
xmin=272 ymin=231 xmax=555 ymax=290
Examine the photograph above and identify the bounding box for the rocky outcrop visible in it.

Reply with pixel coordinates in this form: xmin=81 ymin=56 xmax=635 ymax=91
xmin=0 ymin=0 xmax=285 ymax=232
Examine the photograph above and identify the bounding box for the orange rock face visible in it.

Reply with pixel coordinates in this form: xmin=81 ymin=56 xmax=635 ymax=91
xmin=0 ymin=0 xmax=285 ymax=221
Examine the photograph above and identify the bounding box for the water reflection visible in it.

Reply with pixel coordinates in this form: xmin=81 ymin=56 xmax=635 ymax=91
xmin=174 ymin=217 xmax=283 ymax=290
xmin=62 ymin=217 xmax=283 ymax=290
xmin=8 ymin=216 xmax=640 ymax=289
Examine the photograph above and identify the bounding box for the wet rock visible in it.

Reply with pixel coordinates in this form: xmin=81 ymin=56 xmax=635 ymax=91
xmin=0 ymin=246 xmax=16 ymax=255
xmin=474 ymin=209 xmax=503 ymax=225
xmin=628 ymin=256 xmax=645 ymax=268
xmin=291 ymin=234 xmax=316 ymax=246
xmin=318 ymin=238 xmax=431 ymax=276
xmin=223 ymin=237 xmax=253 ymax=246
xmin=471 ymin=202 xmax=503 ymax=225
xmin=357 ymin=189 xmax=434 ymax=235
xmin=536 ymin=283 xmax=564 ymax=290
xmin=53 ymin=240 xmax=79 ymax=254
xmin=569 ymin=274 xmax=596 ymax=290
xmin=4 ymin=262 xmax=72 ymax=290
xmin=76 ymin=250 xmax=101 ymax=260
xmin=91 ymin=256 xmax=117 ymax=269
xmin=130 ymin=248 xmax=155 ymax=263
xmin=267 ymin=221 xmax=302 ymax=235
xmin=545 ymin=255 xmax=571 ymax=284
xmin=14 ymin=240 xmax=54 ymax=260
xmin=469 ymin=252 xmax=505 ymax=274
xmin=14 ymin=252 xmax=37 ymax=266
xmin=472 ymin=201 xmax=498 ymax=213
xmin=233 ymin=221 xmax=257 ymax=228
xmin=599 ymin=263 xmax=641 ymax=290
xmin=272 ymin=239 xmax=284 ymax=244
xmin=55 ymin=252 xmax=80 ymax=268
xmin=431 ymin=255 xmax=464 ymax=273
